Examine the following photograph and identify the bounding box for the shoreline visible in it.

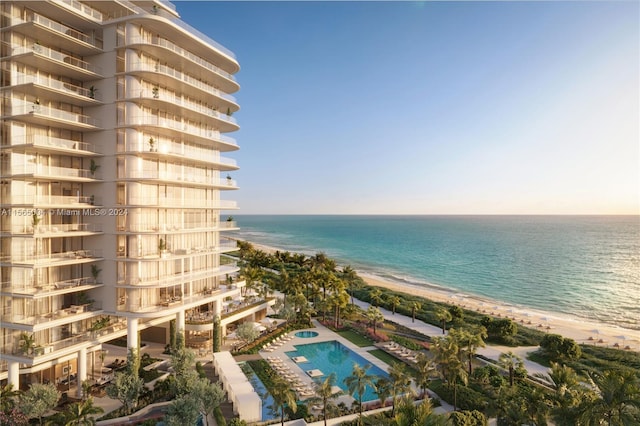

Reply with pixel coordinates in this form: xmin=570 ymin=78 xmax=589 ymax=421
xmin=241 ymin=239 xmax=640 ymax=351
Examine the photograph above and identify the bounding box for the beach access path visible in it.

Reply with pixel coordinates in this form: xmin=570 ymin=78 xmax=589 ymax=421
xmin=351 ymin=298 xmax=551 ymax=379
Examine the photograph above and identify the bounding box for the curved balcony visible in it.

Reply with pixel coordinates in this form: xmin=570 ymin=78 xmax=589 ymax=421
xmin=1 ymin=195 xmax=98 ymax=208
xmin=120 ymin=196 xmax=237 ymax=209
xmin=3 ymin=164 xmax=101 ymax=182
xmin=9 ymin=74 xmax=101 ymax=105
xmin=118 ymin=139 xmax=237 ymax=169
xmin=3 ymin=135 xmax=101 ymax=156
xmin=127 ymin=88 xmax=237 ymax=130
xmin=0 ymin=249 xmax=103 ymax=267
xmin=6 ymin=102 xmax=101 ymax=131
xmin=7 ymin=12 xmax=103 ymax=55
xmin=127 ymin=62 xmax=237 ymax=107
xmin=118 ymin=170 xmax=235 ymax=188
xmin=2 ymin=302 xmax=103 ymax=331
xmin=5 ymin=42 xmax=102 ymax=81
xmin=117 ymin=264 xmax=237 ymax=289
xmin=117 ymin=221 xmax=238 ymax=234
xmin=1 ymin=277 xmax=102 ymax=297
xmin=125 ymin=36 xmax=238 ymax=92
xmin=2 ymin=223 xmax=102 ymax=236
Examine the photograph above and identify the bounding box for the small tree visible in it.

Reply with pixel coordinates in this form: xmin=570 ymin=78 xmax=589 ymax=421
xmin=236 ymin=321 xmax=260 ymax=345
xmin=165 ymin=395 xmax=199 ymax=426
xmin=191 ymin=379 xmax=225 ymax=426
xmin=105 ymin=371 xmax=144 ymax=415
xmin=20 ymin=383 xmax=60 ymax=426
xmin=63 ymin=397 xmax=104 ymax=425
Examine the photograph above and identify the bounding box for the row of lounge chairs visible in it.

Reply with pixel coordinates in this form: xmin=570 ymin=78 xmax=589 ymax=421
xmin=261 ymin=333 xmax=294 ymax=352
xmin=266 ymin=356 xmax=315 ymax=398
xmin=382 ymin=342 xmax=419 ymax=362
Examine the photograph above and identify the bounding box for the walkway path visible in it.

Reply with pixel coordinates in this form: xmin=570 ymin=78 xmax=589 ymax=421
xmin=352 ymin=298 xmax=551 ymax=379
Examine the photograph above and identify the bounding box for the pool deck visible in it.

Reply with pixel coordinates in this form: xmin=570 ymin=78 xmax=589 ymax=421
xmin=259 ymin=319 xmax=402 ymax=406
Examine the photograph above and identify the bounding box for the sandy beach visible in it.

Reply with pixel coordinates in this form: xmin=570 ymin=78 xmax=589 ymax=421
xmin=244 ymin=240 xmax=640 ymax=351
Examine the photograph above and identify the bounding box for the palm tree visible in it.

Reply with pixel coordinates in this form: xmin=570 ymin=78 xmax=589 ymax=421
xmin=63 ymin=397 xmax=104 ymax=425
xmin=344 ymin=363 xmax=377 ymax=425
xmin=387 ymin=295 xmax=401 ymax=315
xmin=0 ymin=383 xmax=19 ymax=412
xmin=498 ymin=351 xmax=524 ymax=387
xmin=450 ymin=326 xmax=486 ymax=375
xmin=413 ymin=353 xmax=436 ymax=399
xmin=311 ymin=373 xmax=340 ymax=426
xmin=270 ymin=376 xmax=297 ymax=426
xmin=369 ymin=288 xmax=383 ymax=307
xmin=366 ymin=306 xmax=384 ymax=336
xmin=432 ymin=335 xmax=467 ymax=411
xmin=578 ymin=370 xmax=640 ymax=426
xmin=340 ymin=265 xmax=360 ymax=305
xmin=374 ymin=377 xmax=392 ymax=408
xmin=240 ymin=265 xmax=262 ymax=297
xmin=388 ymin=362 xmax=413 ymax=416
xmin=435 ymin=308 xmax=452 ymax=335
xmin=410 ymin=301 xmax=422 ymax=323
xmin=535 ymin=362 xmax=583 ymax=426
xmin=395 ymin=396 xmax=448 ymax=426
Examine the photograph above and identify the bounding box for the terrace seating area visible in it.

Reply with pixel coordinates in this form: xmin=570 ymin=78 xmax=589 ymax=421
xmin=380 ymin=341 xmax=421 ymax=363
xmin=261 ymin=333 xmax=294 ymax=352
xmin=265 ymin=356 xmax=316 ymax=399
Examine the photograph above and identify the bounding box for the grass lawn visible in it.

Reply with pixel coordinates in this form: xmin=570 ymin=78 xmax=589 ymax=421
xmin=336 ymin=329 xmax=375 ymax=347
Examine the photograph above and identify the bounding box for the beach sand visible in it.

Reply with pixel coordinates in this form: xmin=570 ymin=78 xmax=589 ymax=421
xmin=245 ymin=240 xmax=640 ymax=351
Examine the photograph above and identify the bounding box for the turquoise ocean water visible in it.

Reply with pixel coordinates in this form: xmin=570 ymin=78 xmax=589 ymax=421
xmin=230 ymin=215 xmax=640 ymax=331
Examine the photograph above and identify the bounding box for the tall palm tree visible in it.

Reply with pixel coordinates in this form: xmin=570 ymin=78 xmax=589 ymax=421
xmin=374 ymin=377 xmax=392 ymax=408
xmin=387 ymin=295 xmax=401 ymax=315
xmin=310 ymin=373 xmax=340 ymax=426
xmin=240 ymin=265 xmax=262 ymax=297
xmin=579 ymin=370 xmax=640 ymax=426
xmin=369 ymin=288 xmax=383 ymax=307
xmin=344 ymin=363 xmax=377 ymax=425
xmin=270 ymin=376 xmax=297 ymax=426
xmin=450 ymin=326 xmax=486 ymax=375
xmin=432 ymin=335 xmax=467 ymax=411
xmin=340 ymin=265 xmax=360 ymax=305
xmin=413 ymin=353 xmax=436 ymax=399
xmin=498 ymin=351 xmax=524 ymax=387
xmin=435 ymin=308 xmax=452 ymax=335
xmin=395 ymin=396 xmax=448 ymax=426
xmin=63 ymin=397 xmax=104 ymax=425
xmin=535 ymin=362 xmax=583 ymax=426
xmin=388 ymin=362 xmax=413 ymax=416
xmin=410 ymin=301 xmax=422 ymax=323
xmin=366 ymin=306 xmax=384 ymax=336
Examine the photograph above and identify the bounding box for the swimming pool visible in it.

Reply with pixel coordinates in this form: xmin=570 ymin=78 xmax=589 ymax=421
xmin=294 ymin=330 xmax=319 ymax=338
xmin=285 ymin=340 xmax=388 ymax=402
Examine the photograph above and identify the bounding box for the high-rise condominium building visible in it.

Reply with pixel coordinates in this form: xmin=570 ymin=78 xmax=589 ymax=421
xmin=1 ymin=0 xmax=267 ymax=397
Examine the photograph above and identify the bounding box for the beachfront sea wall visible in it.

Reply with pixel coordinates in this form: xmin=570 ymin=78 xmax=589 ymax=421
xmin=213 ymin=351 xmax=261 ymax=422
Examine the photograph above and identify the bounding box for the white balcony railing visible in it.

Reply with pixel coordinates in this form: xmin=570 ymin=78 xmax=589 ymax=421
xmin=5 ymin=135 xmax=100 ymax=154
xmin=12 ymin=73 xmax=96 ymax=100
xmin=126 ymin=115 xmax=235 ymax=140
xmin=3 ymin=223 xmax=102 ymax=234
xmin=0 ymin=249 xmax=103 ymax=264
xmin=10 ymin=102 xmax=100 ymax=127
xmin=123 ymin=196 xmax=237 ymax=209
xmin=5 ymin=164 xmax=98 ymax=180
xmin=119 ymin=139 xmax=236 ymax=166
xmin=133 ymin=88 xmax=237 ymax=124
xmin=128 ymin=62 xmax=236 ymax=103
xmin=1 ymin=195 xmax=95 ymax=206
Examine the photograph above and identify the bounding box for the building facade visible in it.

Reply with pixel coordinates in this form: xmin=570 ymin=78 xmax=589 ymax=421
xmin=1 ymin=0 xmax=265 ymax=396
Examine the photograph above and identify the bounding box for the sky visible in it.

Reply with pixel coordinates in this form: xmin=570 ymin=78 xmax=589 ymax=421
xmin=176 ymin=1 xmax=639 ymax=215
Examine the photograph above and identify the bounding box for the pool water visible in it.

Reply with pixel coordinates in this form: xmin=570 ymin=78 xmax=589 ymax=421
xmin=295 ymin=330 xmax=319 ymax=338
xmin=240 ymin=363 xmax=277 ymax=421
xmin=285 ymin=340 xmax=388 ymax=402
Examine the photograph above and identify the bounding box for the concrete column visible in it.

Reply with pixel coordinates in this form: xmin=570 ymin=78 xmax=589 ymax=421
xmin=7 ymin=360 xmax=19 ymax=391
xmin=176 ymin=310 xmax=185 ymax=333
xmin=127 ymin=317 xmax=139 ymax=349
xmin=76 ymin=348 xmax=87 ymax=398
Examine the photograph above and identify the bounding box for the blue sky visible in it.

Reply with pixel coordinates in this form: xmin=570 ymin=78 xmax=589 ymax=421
xmin=177 ymin=1 xmax=639 ymax=215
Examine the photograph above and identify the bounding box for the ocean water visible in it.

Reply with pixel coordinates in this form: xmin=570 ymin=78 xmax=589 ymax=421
xmin=230 ymin=215 xmax=640 ymax=331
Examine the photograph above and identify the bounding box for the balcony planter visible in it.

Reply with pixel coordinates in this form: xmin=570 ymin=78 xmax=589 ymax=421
xmin=89 ymin=86 xmax=97 ymax=99
xmin=148 ymin=137 xmax=156 ymax=152
xmin=91 ymin=265 xmax=102 ymax=284
xmin=90 ymin=159 xmax=100 ymax=176
xmin=152 ymin=86 xmax=159 ymax=99
xmin=159 ymin=238 xmax=169 ymax=258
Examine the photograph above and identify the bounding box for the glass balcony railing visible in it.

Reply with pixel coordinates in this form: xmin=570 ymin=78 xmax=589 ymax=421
xmin=119 ymin=139 xmax=237 ymax=166
xmin=0 ymin=249 xmax=103 ymax=264
xmin=119 ymin=264 xmax=236 ymax=288
xmin=5 ymin=135 xmax=101 ymax=154
xmin=10 ymin=102 xmax=100 ymax=127
xmin=118 ymin=221 xmax=236 ymax=233
xmin=1 ymin=276 xmax=99 ymax=295
xmin=57 ymin=0 xmax=104 ymax=21
xmin=3 ymin=223 xmax=102 ymax=235
xmin=122 ymin=196 xmax=237 ymax=209
xmin=126 ymin=35 xmax=236 ymax=80
xmin=118 ymin=170 xmax=234 ymax=187
xmin=6 ymin=302 xmax=102 ymax=326
xmin=128 ymin=62 xmax=236 ymax=103
xmin=15 ymin=42 xmax=102 ymax=75
xmin=126 ymin=115 xmax=237 ymax=142
xmin=8 ymin=11 xmax=103 ymax=49
xmin=5 ymin=164 xmax=99 ymax=180
xmin=12 ymin=73 xmax=97 ymax=100
xmin=1 ymin=195 xmax=96 ymax=206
